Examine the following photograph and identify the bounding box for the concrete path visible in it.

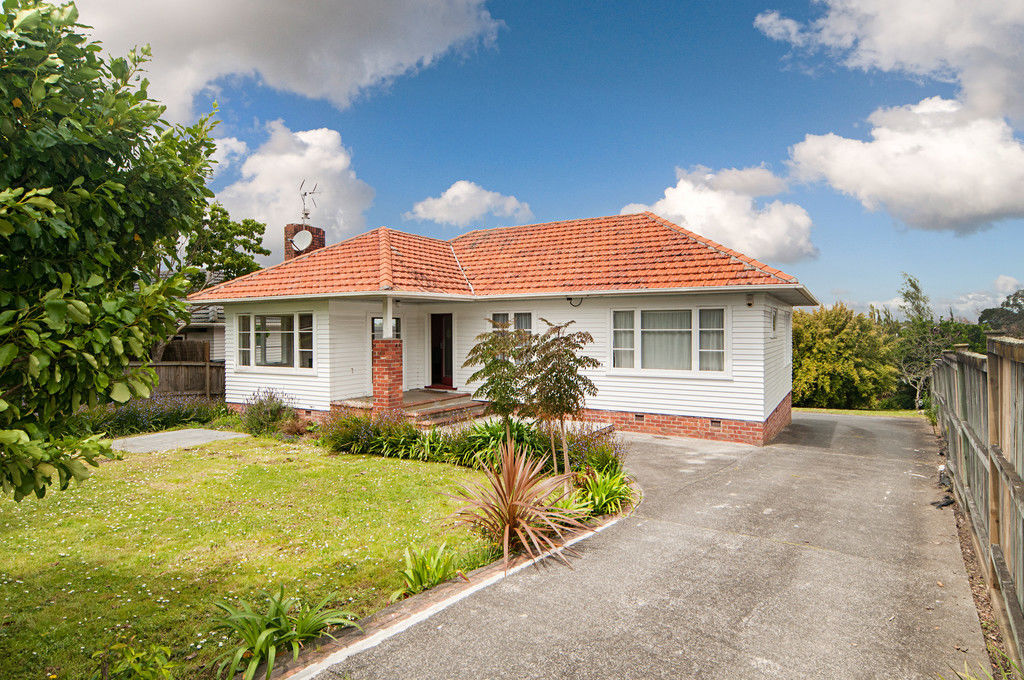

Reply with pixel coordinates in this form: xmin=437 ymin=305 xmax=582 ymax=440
xmin=316 ymin=413 xmax=986 ymax=679
xmin=111 ymin=428 xmax=248 ymax=453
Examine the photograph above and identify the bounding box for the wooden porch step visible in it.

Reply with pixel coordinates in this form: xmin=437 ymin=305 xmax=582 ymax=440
xmin=413 ymin=399 xmax=488 ymax=427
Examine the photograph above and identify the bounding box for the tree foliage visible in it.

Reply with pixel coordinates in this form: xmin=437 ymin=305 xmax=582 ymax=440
xmin=463 ymin=318 xmax=535 ymax=427
xmin=980 ymin=288 xmax=1024 ymax=339
xmin=791 ymin=304 xmax=897 ymax=408
xmin=0 ymin=1 xmax=215 ymax=499
xmin=179 ymin=202 xmax=268 ymax=290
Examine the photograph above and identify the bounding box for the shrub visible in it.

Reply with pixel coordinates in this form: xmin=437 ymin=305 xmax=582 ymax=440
xmin=214 ymin=587 xmax=358 ymax=680
xmin=279 ymin=416 xmax=313 ymax=437
xmin=90 ymin=639 xmax=177 ymax=680
xmin=391 ymin=543 xmax=457 ymax=601
xmin=561 ymin=425 xmax=624 ymax=474
xmin=579 ymin=468 xmax=633 ymax=516
xmin=208 ymin=413 xmax=243 ymax=430
xmin=319 ymin=409 xmax=419 ymax=457
xmin=69 ymin=396 xmax=228 ymax=438
xmin=450 ymin=438 xmax=586 ymax=568
xmin=241 ymin=389 xmax=294 ymax=436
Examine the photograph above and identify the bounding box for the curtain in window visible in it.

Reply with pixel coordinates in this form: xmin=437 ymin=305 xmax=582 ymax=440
xmin=255 ymin=315 xmax=294 ymax=366
xmin=641 ymin=310 xmax=691 ymax=370
xmin=514 ymin=312 xmax=532 ymax=332
xmin=612 ymin=310 xmax=634 ymax=368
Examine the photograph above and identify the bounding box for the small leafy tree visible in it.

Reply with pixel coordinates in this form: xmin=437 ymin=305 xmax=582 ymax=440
xmin=0 ymin=1 xmax=215 ymax=499
xmin=526 ymin=320 xmax=598 ymax=475
xmin=892 ymin=274 xmax=949 ymax=408
xmin=980 ymin=288 xmax=1024 ymax=338
xmin=153 ymin=201 xmax=269 ymax=360
xmin=791 ymin=304 xmax=897 ymax=408
xmin=463 ymin=318 xmax=534 ymax=430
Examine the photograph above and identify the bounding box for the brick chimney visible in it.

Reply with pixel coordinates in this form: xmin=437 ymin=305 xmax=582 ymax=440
xmin=284 ymin=224 xmax=326 ymax=261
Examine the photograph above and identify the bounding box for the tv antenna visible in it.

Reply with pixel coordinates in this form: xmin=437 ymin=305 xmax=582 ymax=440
xmin=298 ymin=179 xmax=321 ymax=225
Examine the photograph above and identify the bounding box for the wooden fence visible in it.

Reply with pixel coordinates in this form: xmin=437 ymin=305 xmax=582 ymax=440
xmin=932 ymin=336 xmax=1024 ymax=662
xmin=130 ymin=341 xmax=225 ymax=399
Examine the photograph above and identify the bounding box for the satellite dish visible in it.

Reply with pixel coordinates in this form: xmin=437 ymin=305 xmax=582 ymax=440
xmin=291 ymin=229 xmax=314 ymax=252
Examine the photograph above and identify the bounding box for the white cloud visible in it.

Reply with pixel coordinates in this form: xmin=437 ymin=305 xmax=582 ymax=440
xmin=754 ymin=1 xmax=1024 ymax=118
xmin=405 ymin=180 xmax=533 ymax=228
xmin=210 ymin=137 xmax=248 ymax=177
xmin=621 ymin=166 xmax=817 ymax=263
xmin=995 ymin=275 xmax=1021 ymax=296
xmin=77 ymin=0 xmax=500 ymax=120
xmin=789 ymin=97 xmax=1024 ymax=233
xmin=217 ymin=121 xmax=374 ymax=260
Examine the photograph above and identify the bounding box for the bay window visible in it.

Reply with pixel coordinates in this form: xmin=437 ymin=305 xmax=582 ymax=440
xmin=236 ymin=313 xmax=314 ymax=369
xmin=612 ymin=307 xmax=727 ymax=373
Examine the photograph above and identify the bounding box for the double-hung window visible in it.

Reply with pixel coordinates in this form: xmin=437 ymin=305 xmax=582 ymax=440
xmin=236 ymin=313 xmax=314 ymax=369
xmin=612 ymin=307 xmax=726 ymax=373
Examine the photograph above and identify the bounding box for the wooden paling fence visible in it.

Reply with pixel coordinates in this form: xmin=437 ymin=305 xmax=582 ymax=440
xmin=130 ymin=341 xmax=225 ymax=399
xmin=933 ymin=336 xmax=1024 ymax=661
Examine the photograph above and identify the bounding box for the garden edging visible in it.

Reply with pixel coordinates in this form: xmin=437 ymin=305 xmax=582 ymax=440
xmin=271 ymin=482 xmax=643 ymax=680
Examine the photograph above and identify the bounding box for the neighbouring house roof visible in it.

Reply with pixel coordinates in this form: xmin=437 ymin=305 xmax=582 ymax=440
xmin=189 ymin=212 xmax=816 ymax=304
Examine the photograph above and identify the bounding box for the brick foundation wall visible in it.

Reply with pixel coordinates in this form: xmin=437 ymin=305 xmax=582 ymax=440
xmin=371 ymin=338 xmax=403 ymax=412
xmin=583 ymin=391 xmax=793 ymax=446
xmin=225 ymin=402 xmax=333 ymax=423
xmin=761 ymin=392 xmax=792 ymax=445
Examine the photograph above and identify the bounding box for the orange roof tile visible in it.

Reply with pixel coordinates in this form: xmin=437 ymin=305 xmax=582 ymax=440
xmin=189 ymin=212 xmax=803 ymax=302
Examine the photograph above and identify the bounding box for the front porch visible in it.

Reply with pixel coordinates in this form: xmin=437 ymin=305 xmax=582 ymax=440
xmin=333 ymin=388 xmax=487 ymax=427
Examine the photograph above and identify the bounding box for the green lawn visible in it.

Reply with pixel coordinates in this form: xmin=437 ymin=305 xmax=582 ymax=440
xmin=794 ymin=407 xmax=925 ymax=419
xmin=0 ymin=436 xmax=487 ymax=679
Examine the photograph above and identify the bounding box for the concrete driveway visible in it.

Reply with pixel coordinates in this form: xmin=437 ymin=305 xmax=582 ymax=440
xmin=316 ymin=413 xmax=986 ymax=679
xmin=111 ymin=428 xmax=248 ymax=453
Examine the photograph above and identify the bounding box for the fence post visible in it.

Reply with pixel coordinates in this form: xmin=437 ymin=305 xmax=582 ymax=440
xmin=987 ymin=340 xmax=1002 ymax=581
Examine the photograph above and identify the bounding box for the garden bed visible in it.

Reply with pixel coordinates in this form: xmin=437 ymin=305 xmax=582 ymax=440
xmin=0 ymin=437 xmax=488 ymax=679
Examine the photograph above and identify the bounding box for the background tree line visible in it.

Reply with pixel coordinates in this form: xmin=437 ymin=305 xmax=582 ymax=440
xmin=791 ymin=273 xmax=1021 ymax=410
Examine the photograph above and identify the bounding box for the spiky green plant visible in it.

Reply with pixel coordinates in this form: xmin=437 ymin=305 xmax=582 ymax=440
xmin=213 ymin=587 xmax=358 ymax=680
xmin=391 ymin=543 xmax=457 ymax=601
xmin=580 ymin=468 xmax=633 ymax=515
xmin=450 ymin=437 xmax=586 ymax=568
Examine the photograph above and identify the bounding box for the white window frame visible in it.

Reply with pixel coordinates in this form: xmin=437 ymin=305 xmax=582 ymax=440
xmin=234 ymin=312 xmax=316 ymax=373
xmin=607 ymin=305 xmax=732 ymax=378
xmin=489 ymin=311 xmax=533 ymax=333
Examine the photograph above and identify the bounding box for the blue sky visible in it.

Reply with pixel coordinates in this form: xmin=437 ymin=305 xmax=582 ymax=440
xmin=81 ymin=0 xmax=1024 ymax=318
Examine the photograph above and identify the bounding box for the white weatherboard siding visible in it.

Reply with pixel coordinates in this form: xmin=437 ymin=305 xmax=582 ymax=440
xmin=226 ymin=292 xmax=793 ymax=422
xmin=211 ymin=325 xmax=225 ymax=362
xmin=224 ymin=301 xmax=332 ymax=411
xmin=762 ymin=296 xmax=794 ymax=418
xmin=403 ymin=292 xmax=772 ymax=422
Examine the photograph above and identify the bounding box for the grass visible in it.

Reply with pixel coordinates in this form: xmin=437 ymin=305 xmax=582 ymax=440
xmin=794 ymin=406 xmax=925 ymax=419
xmin=0 ymin=437 xmax=487 ymax=679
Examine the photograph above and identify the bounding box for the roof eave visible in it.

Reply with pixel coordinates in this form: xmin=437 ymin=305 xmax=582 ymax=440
xmin=191 ymin=283 xmax=818 ymax=305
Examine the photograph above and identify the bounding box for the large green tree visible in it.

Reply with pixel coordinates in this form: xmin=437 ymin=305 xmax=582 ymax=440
xmin=0 ymin=1 xmax=216 ymax=499
xmin=791 ymin=304 xmax=897 ymax=408
xmin=980 ymin=289 xmax=1024 ymax=338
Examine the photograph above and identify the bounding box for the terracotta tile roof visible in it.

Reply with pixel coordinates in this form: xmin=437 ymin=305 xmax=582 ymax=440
xmin=189 ymin=212 xmax=800 ymax=302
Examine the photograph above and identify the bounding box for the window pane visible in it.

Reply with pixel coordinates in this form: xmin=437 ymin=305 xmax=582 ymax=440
xmin=238 ymin=328 xmax=251 ymax=350
xmin=299 ymin=313 xmax=313 ymax=331
xmin=641 ymin=310 xmax=691 ymax=330
xmin=239 ymin=315 xmax=250 ymax=333
xmin=699 ymin=351 xmax=725 ymax=371
xmin=371 ymin=317 xmax=401 ymax=340
xmin=612 ymin=330 xmax=634 ymax=349
xmin=699 ymin=308 xmax=724 ymax=329
xmin=613 ymin=349 xmax=634 ymax=368
xmin=238 ymin=349 xmax=250 ymax=366
xmin=491 ymin=312 xmax=509 ymax=326
xmin=299 ymin=332 xmax=313 ymax=351
xmin=641 ymin=330 xmax=691 ymax=369
xmin=299 ymin=350 xmax=313 ymax=369
xmin=255 ymin=315 xmax=293 ymax=333
xmin=255 ymin=331 xmax=293 ymax=366
xmin=612 ymin=310 xmax=633 ymax=330
xmin=699 ymin=329 xmax=724 ymax=351
xmin=514 ymin=312 xmax=532 ymax=331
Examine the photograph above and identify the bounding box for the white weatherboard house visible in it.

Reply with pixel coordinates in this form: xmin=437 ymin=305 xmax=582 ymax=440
xmin=190 ymin=212 xmax=817 ymax=445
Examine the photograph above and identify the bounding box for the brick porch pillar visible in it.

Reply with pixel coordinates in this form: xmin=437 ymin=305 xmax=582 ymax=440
xmin=372 ymin=338 xmax=403 ymax=413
